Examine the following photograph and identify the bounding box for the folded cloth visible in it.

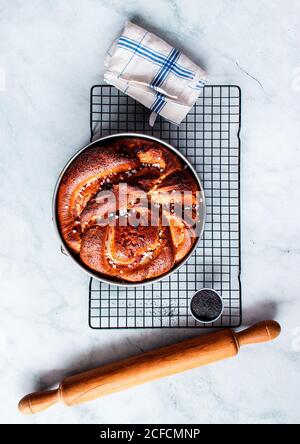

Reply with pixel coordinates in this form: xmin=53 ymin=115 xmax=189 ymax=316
xmin=104 ymin=21 xmax=207 ymax=126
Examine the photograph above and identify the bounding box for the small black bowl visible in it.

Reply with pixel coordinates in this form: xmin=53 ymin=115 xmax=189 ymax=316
xmin=190 ymin=289 xmax=224 ymax=324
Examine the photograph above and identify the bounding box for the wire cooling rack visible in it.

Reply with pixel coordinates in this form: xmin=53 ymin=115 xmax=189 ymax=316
xmin=89 ymin=85 xmax=241 ymax=329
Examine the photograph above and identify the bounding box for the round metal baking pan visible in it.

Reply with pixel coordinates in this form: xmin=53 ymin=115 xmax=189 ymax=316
xmin=52 ymin=133 xmax=206 ymax=287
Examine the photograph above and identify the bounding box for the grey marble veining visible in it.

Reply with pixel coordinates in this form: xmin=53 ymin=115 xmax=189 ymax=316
xmin=0 ymin=0 xmax=300 ymax=424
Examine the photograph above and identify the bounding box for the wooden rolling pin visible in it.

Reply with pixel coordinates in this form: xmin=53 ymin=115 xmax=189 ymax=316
xmin=19 ymin=321 xmax=280 ymax=415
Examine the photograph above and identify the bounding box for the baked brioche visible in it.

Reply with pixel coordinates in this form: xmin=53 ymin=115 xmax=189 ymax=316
xmin=57 ymin=138 xmax=201 ymax=282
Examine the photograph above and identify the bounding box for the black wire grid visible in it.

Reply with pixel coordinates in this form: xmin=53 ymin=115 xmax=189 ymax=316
xmin=89 ymin=85 xmax=241 ymax=329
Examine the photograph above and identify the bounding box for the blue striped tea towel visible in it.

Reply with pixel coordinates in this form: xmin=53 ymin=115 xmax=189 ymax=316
xmin=104 ymin=22 xmax=207 ymax=126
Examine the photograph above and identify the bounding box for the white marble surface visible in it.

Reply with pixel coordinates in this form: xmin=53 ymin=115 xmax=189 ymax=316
xmin=1 ymin=0 xmax=300 ymax=424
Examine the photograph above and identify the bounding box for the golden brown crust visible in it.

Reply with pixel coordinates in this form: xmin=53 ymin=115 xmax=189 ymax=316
xmin=57 ymin=137 xmax=200 ymax=283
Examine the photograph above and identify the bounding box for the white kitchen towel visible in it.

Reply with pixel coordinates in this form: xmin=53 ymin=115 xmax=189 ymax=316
xmin=104 ymin=21 xmax=207 ymax=126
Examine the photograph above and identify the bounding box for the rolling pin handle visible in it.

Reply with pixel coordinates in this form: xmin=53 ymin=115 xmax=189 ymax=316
xmin=18 ymin=389 xmax=60 ymax=415
xmin=235 ymin=320 xmax=281 ymax=348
